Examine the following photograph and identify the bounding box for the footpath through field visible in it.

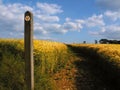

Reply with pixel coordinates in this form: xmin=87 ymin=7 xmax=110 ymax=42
xmin=53 ymin=45 xmax=116 ymax=90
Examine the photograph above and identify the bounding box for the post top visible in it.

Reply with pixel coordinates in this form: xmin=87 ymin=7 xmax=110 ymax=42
xmin=25 ymin=11 xmax=33 ymax=22
xmin=25 ymin=11 xmax=32 ymax=15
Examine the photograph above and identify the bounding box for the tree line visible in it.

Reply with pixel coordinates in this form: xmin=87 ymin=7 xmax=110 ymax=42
xmin=99 ymin=39 xmax=120 ymax=44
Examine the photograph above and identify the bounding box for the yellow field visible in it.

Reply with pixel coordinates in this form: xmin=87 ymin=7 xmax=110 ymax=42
xmin=0 ymin=39 xmax=70 ymax=90
xmin=1 ymin=39 xmax=120 ymax=90
xmin=71 ymin=44 xmax=120 ymax=67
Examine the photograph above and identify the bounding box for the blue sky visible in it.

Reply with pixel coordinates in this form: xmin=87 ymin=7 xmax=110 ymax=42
xmin=0 ymin=0 xmax=120 ymax=43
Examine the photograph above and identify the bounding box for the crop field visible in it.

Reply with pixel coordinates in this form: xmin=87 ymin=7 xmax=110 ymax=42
xmin=0 ymin=39 xmax=71 ymax=90
xmin=0 ymin=39 xmax=120 ymax=90
xmin=68 ymin=44 xmax=120 ymax=89
xmin=70 ymin=44 xmax=120 ymax=68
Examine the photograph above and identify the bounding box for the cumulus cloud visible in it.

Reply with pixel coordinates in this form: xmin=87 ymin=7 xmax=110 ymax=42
xmin=36 ymin=2 xmax=63 ymax=15
xmin=90 ymin=25 xmax=120 ymax=39
xmin=34 ymin=20 xmax=83 ymax=35
xmin=36 ymin=15 xmax=59 ymax=22
xmin=0 ymin=3 xmax=33 ymax=34
xmin=104 ymin=10 xmax=120 ymax=21
xmin=85 ymin=14 xmax=105 ymax=27
xmin=1 ymin=0 xmax=120 ymax=40
xmin=63 ymin=18 xmax=84 ymax=32
xmin=101 ymin=25 xmax=120 ymax=39
xmin=0 ymin=1 xmax=85 ymax=39
xmin=63 ymin=22 xmax=78 ymax=31
xmin=86 ymin=12 xmax=120 ymax=39
xmin=65 ymin=17 xmax=71 ymax=22
xmin=96 ymin=0 xmax=120 ymax=10
xmin=34 ymin=3 xmax=84 ymax=35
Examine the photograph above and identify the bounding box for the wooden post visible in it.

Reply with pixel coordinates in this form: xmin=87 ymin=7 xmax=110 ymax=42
xmin=24 ymin=11 xmax=34 ymax=90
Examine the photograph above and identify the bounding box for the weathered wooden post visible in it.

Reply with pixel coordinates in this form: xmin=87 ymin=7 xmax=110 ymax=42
xmin=24 ymin=11 xmax=34 ymax=90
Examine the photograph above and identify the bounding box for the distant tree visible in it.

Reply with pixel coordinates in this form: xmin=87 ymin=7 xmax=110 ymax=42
xmin=117 ymin=41 xmax=120 ymax=44
xmin=95 ymin=40 xmax=98 ymax=44
xmin=99 ymin=39 xmax=109 ymax=44
xmin=99 ymin=39 xmax=120 ymax=44
xmin=83 ymin=41 xmax=86 ymax=44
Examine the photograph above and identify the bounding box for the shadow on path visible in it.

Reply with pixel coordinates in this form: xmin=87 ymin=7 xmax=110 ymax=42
xmin=67 ymin=45 xmax=118 ymax=90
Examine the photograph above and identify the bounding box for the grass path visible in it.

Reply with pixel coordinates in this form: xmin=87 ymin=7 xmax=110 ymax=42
xmin=52 ymin=47 xmax=114 ymax=90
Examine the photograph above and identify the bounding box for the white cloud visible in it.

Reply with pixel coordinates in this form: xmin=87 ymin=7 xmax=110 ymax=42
xmin=96 ymin=0 xmax=120 ymax=10
xmin=0 ymin=2 xmax=34 ymax=32
xmin=63 ymin=20 xmax=84 ymax=32
xmin=43 ymin=23 xmax=61 ymax=32
xmin=75 ymin=19 xmax=85 ymax=24
xmin=87 ymin=12 xmax=120 ymax=39
xmin=36 ymin=2 xmax=63 ymax=15
xmin=0 ymin=4 xmax=28 ymax=34
xmin=3 ymin=0 xmax=120 ymax=41
xmin=0 ymin=1 xmax=83 ymax=38
xmin=63 ymin=22 xmax=78 ymax=31
xmin=36 ymin=15 xmax=59 ymax=22
xmin=0 ymin=1 xmax=64 ymax=38
xmin=86 ymin=14 xmax=105 ymax=27
xmin=34 ymin=22 xmax=67 ymax=34
xmin=34 ymin=18 xmax=84 ymax=35
xmin=104 ymin=10 xmax=120 ymax=21
xmin=65 ymin=17 xmax=71 ymax=22
xmin=90 ymin=25 xmax=120 ymax=39
xmin=106 ymin=25 xmax=120 ymax=32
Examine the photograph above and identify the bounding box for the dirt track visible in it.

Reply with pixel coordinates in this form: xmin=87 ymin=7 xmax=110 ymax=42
xmin=53 ymin=47 xmax=117 ymax=90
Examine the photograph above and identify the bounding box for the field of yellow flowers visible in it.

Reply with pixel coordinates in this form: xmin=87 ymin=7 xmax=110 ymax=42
xmin=69 ymin=44 xmax=120 ymax=89
xmin=0 ymin=39 xmax=70 ymax=90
